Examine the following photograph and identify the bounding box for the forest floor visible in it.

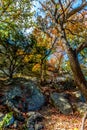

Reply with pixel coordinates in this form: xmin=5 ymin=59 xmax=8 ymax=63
xmin=39 ymin=105 xmax=87 ymax=130
xmin=0 ymin=78 xmax=87 ymax=130
xmin=39 ymin=86 xmax=87 ymax=130
xmin=0 ymin=102 xmax=87 ymax=130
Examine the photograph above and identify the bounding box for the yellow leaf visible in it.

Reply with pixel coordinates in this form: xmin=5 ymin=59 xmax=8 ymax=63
xmin=74 ymin=128 xmax=78 ymax=130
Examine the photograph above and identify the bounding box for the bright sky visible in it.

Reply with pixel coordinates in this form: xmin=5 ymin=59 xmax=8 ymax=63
xmin=32 ymin=0 xmax=87 ymax=16
xmin=26 ymin=0 xmax=87 ymax=34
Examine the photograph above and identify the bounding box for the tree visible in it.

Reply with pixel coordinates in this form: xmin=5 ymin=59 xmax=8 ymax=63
xmin=0 ymin=33 xmax=22 ymax=79
xmin=32 ymin=28 xmax=59 ymax=83
xmin=36 ymin=0 xmax=87 ymax=100
xmin=0 ymin=30 xmax=35 ymax=79
xmin=0 ymin=0 xmax=35 ymax=79
xmin=0 ymin=0 xmax=33 ymax=31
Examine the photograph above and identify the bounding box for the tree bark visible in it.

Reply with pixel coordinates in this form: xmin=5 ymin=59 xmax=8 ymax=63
xmin=60 ymin=24 xmax=87 ymax=101
xmin=67 ymin=48 xmax=87 ymax=101
xmin=40 ymin=59 xmax=45 ymax=84
xmin=9 ymin=72 xmax=13 ymax=79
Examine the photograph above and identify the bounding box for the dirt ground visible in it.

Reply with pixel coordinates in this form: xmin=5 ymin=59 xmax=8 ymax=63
xmin=39 ymin=105 xmax=87 ymax=130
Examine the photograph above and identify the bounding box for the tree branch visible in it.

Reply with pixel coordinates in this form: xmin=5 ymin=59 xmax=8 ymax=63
xmin=81 ymin=111 xmax=87 ymax=130
xmin=39 ymin=1 xmax=53 ymax=18
xmin=76 ymin=42 xmax=87 ymax=54
xmin=42 ymin=36 xmax=58 ymax=60
xmin=51 ymin=0 xmax=56 ymax=5
xmin=65 ymin=28 xmax=84 ymax=38
xmin=59 ymin=0 xmax=65 ymax=19
xmin=66 ymin=2 xmax=87 ymax=19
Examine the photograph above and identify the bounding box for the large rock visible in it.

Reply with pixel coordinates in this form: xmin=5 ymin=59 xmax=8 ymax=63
xmin=74 ymin=102 xmax=87 ymax=114
xmin=73 ymin=91 xmax=86 ymax=102
xmin=3 ymin=80 xmax=45 ymax=112
xmin=50 ymin=92 xmax=73 ymax=115
xmin=26 ymin=112 xmax=44 ymax=130
xmin=24 ymin=82 xmax=45 ymax=111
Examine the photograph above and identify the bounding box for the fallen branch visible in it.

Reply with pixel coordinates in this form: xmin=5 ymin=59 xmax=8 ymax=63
xmin=81 ymin=111 xmax=87 ymax=130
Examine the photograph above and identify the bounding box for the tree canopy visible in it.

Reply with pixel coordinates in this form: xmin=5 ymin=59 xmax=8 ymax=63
xmin=0 ymin=0 xmax=87 ymax=97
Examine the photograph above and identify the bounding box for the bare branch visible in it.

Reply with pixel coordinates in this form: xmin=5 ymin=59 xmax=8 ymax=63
xmin=66 ymin=2 xmax=87 ymax=19
xmin=59 ymin=0 xmax=65 ymax=20
xmin=51 ymin=0 xmax=56 ymax=5
xmin=64 ymin=1 xmax=73 ymax=13
xmin=39 ymin=1 xmax=53 ymax=18
xmin=55 ymin=1 xmax=73 ymax=23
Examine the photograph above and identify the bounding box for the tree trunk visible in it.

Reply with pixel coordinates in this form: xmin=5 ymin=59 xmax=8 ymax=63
xmin=40 ymin=60 xmax=45 ymax=84
xmin=67 ymin=48 xmax=87 ymax=101
xmin=44 ymin=59 xmax=47 ymax=79
xmin=60 ymin=27 xmax=87 ymax=101
xmin=9 ymin=72 xmax=13 ymax=79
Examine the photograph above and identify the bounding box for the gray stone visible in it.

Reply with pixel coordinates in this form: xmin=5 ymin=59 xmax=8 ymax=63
xmin=27 ymin=112 xmax=43 ymax=123
xmin=0 ymin=113 xmax=4 ymax=118
xmin=35 ymin=123 xmax=44 ymax=130
xmin=24 ymin=81 xmax=45 ymax=111
xmin=5 ymin=100 xmax=20 ymax=113
xmin=26 ymin=112 xmax=36 ymax=117
xmin=5 ymin=86 xmax=22 ymax=100
xmin=0 ymin=112 xmax=4 ymax=122
xmin=27 ymin=124 xmax=34 ymax=130
xmin=26 ymin=112 xmax=44 ymax=130
xmin=15 ymin=113 xmax=25 ymax=122
xmin=74 ymin=102 xmax=87 ymax=114
xmin=50 ymin=92 xmax=73 ymax=115
xmin=73 ymin=91 xmax=86 ymax=102
xmin=27 ymin=92 xmax=45 ymax=111
xmin=13 ymin=120 xmax=18 ymax=128
xmin=4 ymin=80 xmax=45 ymax=112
